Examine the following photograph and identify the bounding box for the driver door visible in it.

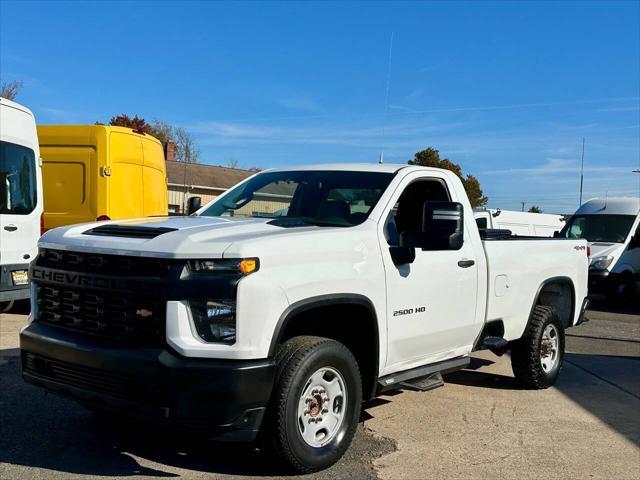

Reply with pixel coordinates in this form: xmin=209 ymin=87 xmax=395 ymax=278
xmin=380 ymin=174 xmax=481 ymax=372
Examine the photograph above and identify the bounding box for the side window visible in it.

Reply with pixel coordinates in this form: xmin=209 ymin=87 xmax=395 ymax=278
xmin=476 ymin=217 xmax=488 ymax=229
xmin=567 ymin=217 xmax=585 ymax=239
xmin=385 ymin=179 xmax=450 ymax=245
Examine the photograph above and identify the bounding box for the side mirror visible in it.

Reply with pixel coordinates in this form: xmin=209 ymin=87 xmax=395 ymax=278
xmin=401 ymin=201 xmax=464 ymax=251
xmin=553 ymin=230 xmax=560 ymax=238
xmin=389 ymin=245 xmax=416 ymax=265
xmin=186 ymin=196 xmax=202 ymax=215
xmin=630 ymin=234 xmax=640 ymax=249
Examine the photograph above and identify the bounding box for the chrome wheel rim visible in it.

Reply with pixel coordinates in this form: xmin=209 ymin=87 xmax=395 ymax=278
xmin=297 ymin=367 xmax=347 ymax=448
xmin=540 ymin=324 xmax=560 ymax=373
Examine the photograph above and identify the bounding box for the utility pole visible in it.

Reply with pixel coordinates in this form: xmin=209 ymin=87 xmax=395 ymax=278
xmin=579 ymin=137 xmax=585 ymax=206
xmin=521 ymin=201 xmax=525 ymax=212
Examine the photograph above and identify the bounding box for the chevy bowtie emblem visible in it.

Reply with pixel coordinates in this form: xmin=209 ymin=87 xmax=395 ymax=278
xmin=136 ymin=308 xmax=153 ymax=318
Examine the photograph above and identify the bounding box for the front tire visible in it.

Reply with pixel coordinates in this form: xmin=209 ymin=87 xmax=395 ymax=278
xmin=265 ymin=336 xmax=362 ymax=473
xmin=0 ymin=301 xmax=14 ymax=313
xmin=510 ymin=305 xmax=565 ymax=389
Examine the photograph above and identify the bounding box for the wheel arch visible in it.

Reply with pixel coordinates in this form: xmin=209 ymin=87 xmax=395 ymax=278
xmin=269 ymin=294 xmax=380 ymax=401
xmin=529 ymin=276 xmax=576 ymax=329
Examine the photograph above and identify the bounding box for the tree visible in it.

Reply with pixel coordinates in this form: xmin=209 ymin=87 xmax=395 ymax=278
xmin=109 ymin=114 xmax=150 ymax=132
xmin=173 ymin=127 xmax=199 ymax=164
xmin=528 ymin=205 xmax=543 ymax=213
xmin=408 ymin=147 xmax=488 ymax=207
xmin=0 ymin=80 xmax=23 ymax=100
xmin=104 ymin=115 xmax=200 ymax=163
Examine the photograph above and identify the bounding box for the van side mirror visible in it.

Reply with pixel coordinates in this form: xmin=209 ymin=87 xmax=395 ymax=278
xmin=553 ymin=230 xmax=560 ymax=238
xmin=401 ymin=201 xmax=464 ymax=251
xmin=186 ymin=196 xmax=202 ymax=215
xmin=630 ymin=234 xmax=640 ymax=249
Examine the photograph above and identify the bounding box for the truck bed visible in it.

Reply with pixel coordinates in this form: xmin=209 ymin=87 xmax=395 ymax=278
xmin=481 ymin=236 xmax=588 ymax=341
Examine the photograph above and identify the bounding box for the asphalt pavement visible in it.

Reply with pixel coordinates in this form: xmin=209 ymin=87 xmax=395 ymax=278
xmin=1 ymin=300 xmax=638 ymax=479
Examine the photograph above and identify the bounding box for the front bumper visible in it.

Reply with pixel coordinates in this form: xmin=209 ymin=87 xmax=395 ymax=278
xmin=20 ymin=322 xmax=275 ymax=442
xmin=588 ymin=269 xmax=612 ymax=295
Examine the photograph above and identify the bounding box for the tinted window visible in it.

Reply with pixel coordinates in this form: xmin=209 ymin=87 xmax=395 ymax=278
xmin=559 ymin=214 xmax=636 ymax=243
xmin=200 ymin=170 xmax=393 ymax=227
xmin=0 ymin=141 xmax=37 ymax=215
xmin=476 ymin=217 xmax=488 ymax=229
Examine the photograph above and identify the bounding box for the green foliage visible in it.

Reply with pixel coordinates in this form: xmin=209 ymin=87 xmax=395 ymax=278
xmin=408 ymin=147 xmax=488 ymax=207
xmin=528 ymin=205 xmax=543 ymax=213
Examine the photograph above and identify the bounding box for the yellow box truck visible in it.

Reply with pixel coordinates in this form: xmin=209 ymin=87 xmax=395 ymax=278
xmin=37 ymin=125 xmax=168 ymax=230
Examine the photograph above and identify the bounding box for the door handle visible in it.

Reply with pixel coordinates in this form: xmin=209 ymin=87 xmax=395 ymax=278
xmin=3 ymin=225 xmax=17 ymax=232
xmin=457 ymin=259 xmax=475 ymax=268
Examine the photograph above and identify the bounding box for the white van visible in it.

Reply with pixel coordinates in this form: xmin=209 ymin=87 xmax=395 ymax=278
xmin=474 ymin=208 xmax=565 ymax=237
xmin=0 ymin=98 xmax=43 ymax=312
xmin=560 ymin=197 xmax=640 ymax=301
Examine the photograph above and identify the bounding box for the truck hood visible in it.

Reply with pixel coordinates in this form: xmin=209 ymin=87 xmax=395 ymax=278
xmin=39 ymin=215 xmax=330 ymax=258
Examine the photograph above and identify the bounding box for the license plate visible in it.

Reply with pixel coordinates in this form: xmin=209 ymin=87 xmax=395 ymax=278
xmin=11 ymin=270 xmax=28 ymax=286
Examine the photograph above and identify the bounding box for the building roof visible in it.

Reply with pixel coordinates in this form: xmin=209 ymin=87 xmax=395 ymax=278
xmin=166 ymin=160 xmax=255 ymax=191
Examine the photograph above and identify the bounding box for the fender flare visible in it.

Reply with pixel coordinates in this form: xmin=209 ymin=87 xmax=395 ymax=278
xmin=527 ymin=276 xmax=576 ymax=329
xmin=268 ymin=293 xmax=380 ymax=399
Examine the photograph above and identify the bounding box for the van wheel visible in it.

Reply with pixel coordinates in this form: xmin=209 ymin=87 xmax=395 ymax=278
xmin=265 ymin=336 xmax=362 ymax=473
xmin=0 ymin=301 xmax=14 ymax=313
xmin=510 ymin=305 xmax=564 ymax=389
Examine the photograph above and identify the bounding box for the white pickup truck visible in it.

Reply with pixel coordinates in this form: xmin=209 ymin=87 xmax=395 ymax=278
xmin=21 ymin=164 xmax=588 ymax=472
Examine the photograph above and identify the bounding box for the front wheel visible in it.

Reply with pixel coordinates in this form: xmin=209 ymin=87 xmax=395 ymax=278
xmin=0 ymin=301 xmax=14 ymax=314
xmin=510 ymin=305 xmax=565 ymax=389
xmin=265 ymin=336 xmax=362 ymax=473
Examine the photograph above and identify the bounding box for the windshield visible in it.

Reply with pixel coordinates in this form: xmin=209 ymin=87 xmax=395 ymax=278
xmin=0 ymin=141 xmax=37 ymax=215
xmin=199 ymin=170 xmax=394 ymax=227
xmin=559 ymin=214 xmax=636 ymax=243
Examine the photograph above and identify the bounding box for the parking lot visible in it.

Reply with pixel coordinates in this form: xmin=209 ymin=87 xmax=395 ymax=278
xmin=1 ymin=301 xmax=638 ymax=480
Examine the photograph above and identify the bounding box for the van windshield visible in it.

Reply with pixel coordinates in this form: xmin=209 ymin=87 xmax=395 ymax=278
xmin=559 ymin=214 xmax=636 ymax=243
xmin=199 ymin=170 xmax=394 ymax=227
xmin=0 ymin=141 xmax=37 ymax=215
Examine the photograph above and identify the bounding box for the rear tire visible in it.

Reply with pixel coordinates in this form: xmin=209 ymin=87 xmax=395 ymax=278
xmin=264 ymin=336 xmax=362 ymax=473
xmin=510 ymin=305 xmax=565 ymax=389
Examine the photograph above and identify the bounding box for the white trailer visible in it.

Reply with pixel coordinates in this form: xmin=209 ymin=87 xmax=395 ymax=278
xmin=474 ymin=208 xmax=565 ymax=237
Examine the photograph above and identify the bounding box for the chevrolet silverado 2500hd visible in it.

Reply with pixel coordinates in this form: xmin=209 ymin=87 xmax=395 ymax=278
xmin=21 ymin=164 xmax=589 ymax=472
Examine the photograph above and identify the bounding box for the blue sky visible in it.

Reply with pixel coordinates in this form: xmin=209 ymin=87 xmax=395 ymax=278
xmin=1 ymin=1 xmax=639 ymax=213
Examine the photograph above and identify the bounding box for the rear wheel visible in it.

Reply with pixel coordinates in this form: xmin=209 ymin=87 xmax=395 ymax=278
xmin=264 ymin=336 xmax=362 ymax=473
xmin=510 ymin=305 xmax=565 ymax=389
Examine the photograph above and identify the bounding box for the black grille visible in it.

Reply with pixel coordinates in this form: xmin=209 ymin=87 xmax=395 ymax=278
xmin=36 ymin=284 xmax=164 ymax=345
xmin=37 ymin=249 xmax=171 ymax=277
xmin=22 ymin=352 xmax=163 ymax=403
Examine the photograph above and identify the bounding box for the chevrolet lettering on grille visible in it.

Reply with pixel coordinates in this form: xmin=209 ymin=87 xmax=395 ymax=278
xmin=31 ymin=267 xmax=127 ymax=290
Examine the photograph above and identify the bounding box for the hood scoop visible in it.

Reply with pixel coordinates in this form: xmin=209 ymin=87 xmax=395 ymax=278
xmin=83 ymin=224 xmax=178 ymax=239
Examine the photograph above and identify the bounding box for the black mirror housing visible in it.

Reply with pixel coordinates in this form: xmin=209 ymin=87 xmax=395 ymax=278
xmin=400 ymin=201 xmax=464 ymax=251
xmin=186 ymin=196 xmax=202 ymax=215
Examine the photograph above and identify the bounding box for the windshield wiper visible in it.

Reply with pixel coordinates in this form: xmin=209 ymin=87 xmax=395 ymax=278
xmin=268 ymin=217 xmax=349 ymax=228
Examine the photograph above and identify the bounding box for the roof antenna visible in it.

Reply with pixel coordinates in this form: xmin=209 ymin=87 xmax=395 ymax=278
xmin=579 ymin=137 xmax=585 ymax=206
xmin=379 ymin=31 xmax=394 ymax=164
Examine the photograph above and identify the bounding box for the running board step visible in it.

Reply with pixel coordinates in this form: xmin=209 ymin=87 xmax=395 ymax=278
xmin=481 ymin=336 xmax=508 ymax=350
xmin=377 ymin=356 xmax=469 ymax=393
xmin=399 ymin=372 xmax=444 ymax=392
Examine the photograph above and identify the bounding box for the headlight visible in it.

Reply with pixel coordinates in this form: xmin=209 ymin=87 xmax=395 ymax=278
xmin=187 ymin=258 xmax=259 ymax=275
xmin=590 ymin=255 xmax=614 ymax=271
xmin=189 ymin=299 xmax=236 ymax=344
